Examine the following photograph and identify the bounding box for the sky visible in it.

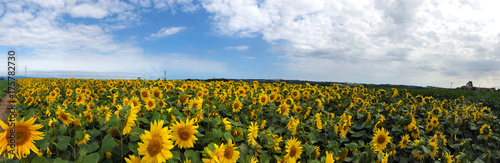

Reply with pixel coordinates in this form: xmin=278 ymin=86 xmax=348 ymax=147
xmin=1 ymin=0 xmax=500 ymax=88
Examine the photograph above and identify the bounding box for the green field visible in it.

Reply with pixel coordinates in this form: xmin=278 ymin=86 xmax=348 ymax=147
xmin=0 ymin=80 xmax=8 ymax=98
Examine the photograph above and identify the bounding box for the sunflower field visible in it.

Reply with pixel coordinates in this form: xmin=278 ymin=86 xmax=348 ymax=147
xmin=1 ymin=78 xmax=499 ymax=163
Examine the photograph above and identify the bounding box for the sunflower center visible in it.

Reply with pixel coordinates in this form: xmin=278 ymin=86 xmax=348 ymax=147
xmin=377 ymin=134 xmax=386 ymax=144
xmin=15 ymin=126 xmax=31 ymax=146
xmin=402 ymin=139 xmax=408 ymax=145
xmin=179 ymin=128 xmax=191 ymax=141
xmin=147 ymin=137 xmax=162 ymax=156
xmin=234 ymin=103 xmax=240 ymax=109
xmin=192 ymin=103 xmax=198 ymax=108
xmin=154 ymin=92 xmax=160 ymax=98
xmin=142 ymin=91 xmax=148 ymax=98
xmin=289 ymin=145 xmax=297 ymax=157
xmin=60 ymin=113 xmax=68 ymax=120
xmin=224 ymin=146 xmax=233 ymax=159
xmin=148 ymin=101 xmax=154 ymax=107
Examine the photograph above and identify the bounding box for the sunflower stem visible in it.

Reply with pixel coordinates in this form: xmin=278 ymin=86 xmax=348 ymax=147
xmin=120 ymin=133 xmax=124 ymax=163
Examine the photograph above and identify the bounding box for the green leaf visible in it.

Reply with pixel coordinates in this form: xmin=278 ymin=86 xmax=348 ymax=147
xmin=223 ymin=131 xmax=234 ymax=141
xmin=101 ymin=134 xmax=116 ymax=153
xmin=59 ymin=124 xmax=67 ymax=134
xmin=76 ymin=130 xmax=84 ymax=141
xmin=422 ymin=146 xmax=430 ymax=153
xmin=82 ymin=153 xmax=100 ymax=163
xmin=351 ymin=130 xmax=366 ymax=138
xmin=57 ymin=136 xmax=71 ymax=150
xmin=172 ymin=151 xmax=181 ymax=160
xmin=211 ymin=129 xmax=223 ymax=140
xmin=53 ymin=158 xmax=68 ymax=163
xmin=304 ymin=145 xmax=316 ymax=156
xmin=260 ymin=153 xmax=270 ymax=163
xmin=184 ymin=150 xmax=195 ymax=159
xmin=31 ymin=156 xmax=49 ymax=163
xmin=345 ymin=143 xmax=358 ymax=150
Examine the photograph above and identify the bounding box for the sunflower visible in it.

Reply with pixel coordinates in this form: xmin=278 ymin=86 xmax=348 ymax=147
xmin=188 ymin=97 xmax=204 ymax=110
xmin=202 ymin=143 xmax=225 ymax=163
xmin=57 ymin=106 xmax=75 ymax=126
xmin=123 ymin=104 xmax=141 ymax=135
xmin=291 ymin=90 xmax=300 ymax=100
xmin=0 ymin=117 xmax=45 ymax=159
xmin=399 ymin=134 xmax=410 ymax=149
xmin=151 ymin=87 xmax=163 ymax=99
xmin=76 ymin=133 xmax=91 ymax=146
xmin=258 ymin=94 xmax=268 ymax=106
xmin=429 ymin=142 xmax=439 ymax=157
xmin=372 ymin=128 xmax=391 ymax=152
xmin=221 ymin=139 xmax=239 ymax=163
xmin=222 ymin=118 xmax=231 ymax=130
xmin=430 ymin=116 xmax=439 ymax=125
xmin=139 ymin=88 xmax=150 ymax=100
xmin=232 ymin=99 xmax=242 ymax=112
xmin=130 ymin=96 xmax=141 ymax=108
xmin=144 ymin=98 xmax=157 ymax=111
xmin=314 ymin=113 xmax=323 ymax=130
xmin=171 ymin=118 xmax=199 ymax=149
xmin=425 ymin=123 xmax=434 ymax=131
xmin=480 ymin=124 xmax=492 ymax=140
xmin=138 ymin=120 xmax=174 ymax=163
xmin=340 ymin=123 xmax=350 ymax=138
xmin=247 ymin=122 xmax=259 ymax=146
xmin=178 ymin=94 xmax=191 ymax=106
xmin=278 ymin=102 xmax=290 ymax=116
xmin=325 ymin=151 xmax=334 ymax=163
xmin=285 ymin=137 xmax=303 ymax=162
xmin=444 ymin=152 xmax=454 ymax=163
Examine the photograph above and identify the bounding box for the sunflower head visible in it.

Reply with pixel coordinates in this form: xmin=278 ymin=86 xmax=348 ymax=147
xmin=372 ymin=128 xmax=391 ymax=151
xmin=171 ymin=118 xmax=199 ymax=149
xmin=285 ymin=137 xmax=303 ymax=161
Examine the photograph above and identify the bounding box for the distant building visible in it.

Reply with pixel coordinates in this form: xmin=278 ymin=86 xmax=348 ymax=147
xmin=457 ymin=81 xmax=496 ymax=91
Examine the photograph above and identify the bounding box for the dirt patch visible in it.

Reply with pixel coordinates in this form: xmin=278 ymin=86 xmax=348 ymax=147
xmin=0 ymin=92 xmax=11 ymax=130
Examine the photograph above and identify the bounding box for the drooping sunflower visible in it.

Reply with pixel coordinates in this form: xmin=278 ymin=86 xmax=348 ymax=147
xmin=480 ymin=124 xmax=492 ymax=140
xmin=247 ymin=122 xmax=259 ymax=146
xmin=0 ymin=117 xmax=45 ymax=159
xmin=285 ymin=137 xmax=303 ymax=162
xmin=76 ymin=133 xmax=91 ymax=146
xmin=138 ymin=120 xmax=174 ymax=163
xmin=222 ymin=118 xmax=231 ymax=131
xmin=372 ymin=128 xmax=391 ymax=152
xmin=221 ymin=139 xmax=239 ymax=163
xmin=171 ymin=118 xmax=199 ymax=149
xmin=202 ymin=143 xmax=225 ymax=163
xmin=399 ymin=134 xmax=410 ymax=149
xmin=57 ymin=106 xmax=75 ymax=126
xmin=123 ymin=104 xmax=141 ymax=135
xmin=429 ymin=142 xmax=439 ymax=157
xmin=325 ymin=151 xmax=334 ymax=163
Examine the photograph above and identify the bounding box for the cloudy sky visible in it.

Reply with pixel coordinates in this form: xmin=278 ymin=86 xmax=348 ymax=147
xmin=1 ymin=0 xmax=499 ymax=88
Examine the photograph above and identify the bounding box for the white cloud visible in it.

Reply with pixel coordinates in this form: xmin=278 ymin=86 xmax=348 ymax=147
xmin=202 ymin=0 xmax=500 ymax=88
xmin=69 ymin=3 xmax=108 ymax=18
xmin=146 ymin=27 xmax=186 ymax=40
xmin=225 ymin=46 xmax=249 ymax=50
xmin=241 ymin=56 xmax=255 ymax=60
xmin=0 ymin=0 xmax=225 ymax=79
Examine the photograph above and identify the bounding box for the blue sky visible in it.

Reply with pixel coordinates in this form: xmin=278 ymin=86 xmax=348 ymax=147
xmin=1 ymin=0 xmax=500 ymax=88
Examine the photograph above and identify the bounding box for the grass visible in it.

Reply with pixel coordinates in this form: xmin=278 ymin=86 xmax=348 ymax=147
xmin=0 ymin=80 xmax=8 ymax=98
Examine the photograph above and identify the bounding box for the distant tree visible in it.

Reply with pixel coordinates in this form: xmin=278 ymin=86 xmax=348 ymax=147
xmin=466 ymin=81 xmax=473 ymax=87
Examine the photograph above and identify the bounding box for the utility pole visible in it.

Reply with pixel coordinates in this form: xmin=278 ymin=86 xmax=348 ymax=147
xmin=164 ymin=70 xmax=166 ymax=80
xmin=451 ymin=82 xmax=453 ymax=89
